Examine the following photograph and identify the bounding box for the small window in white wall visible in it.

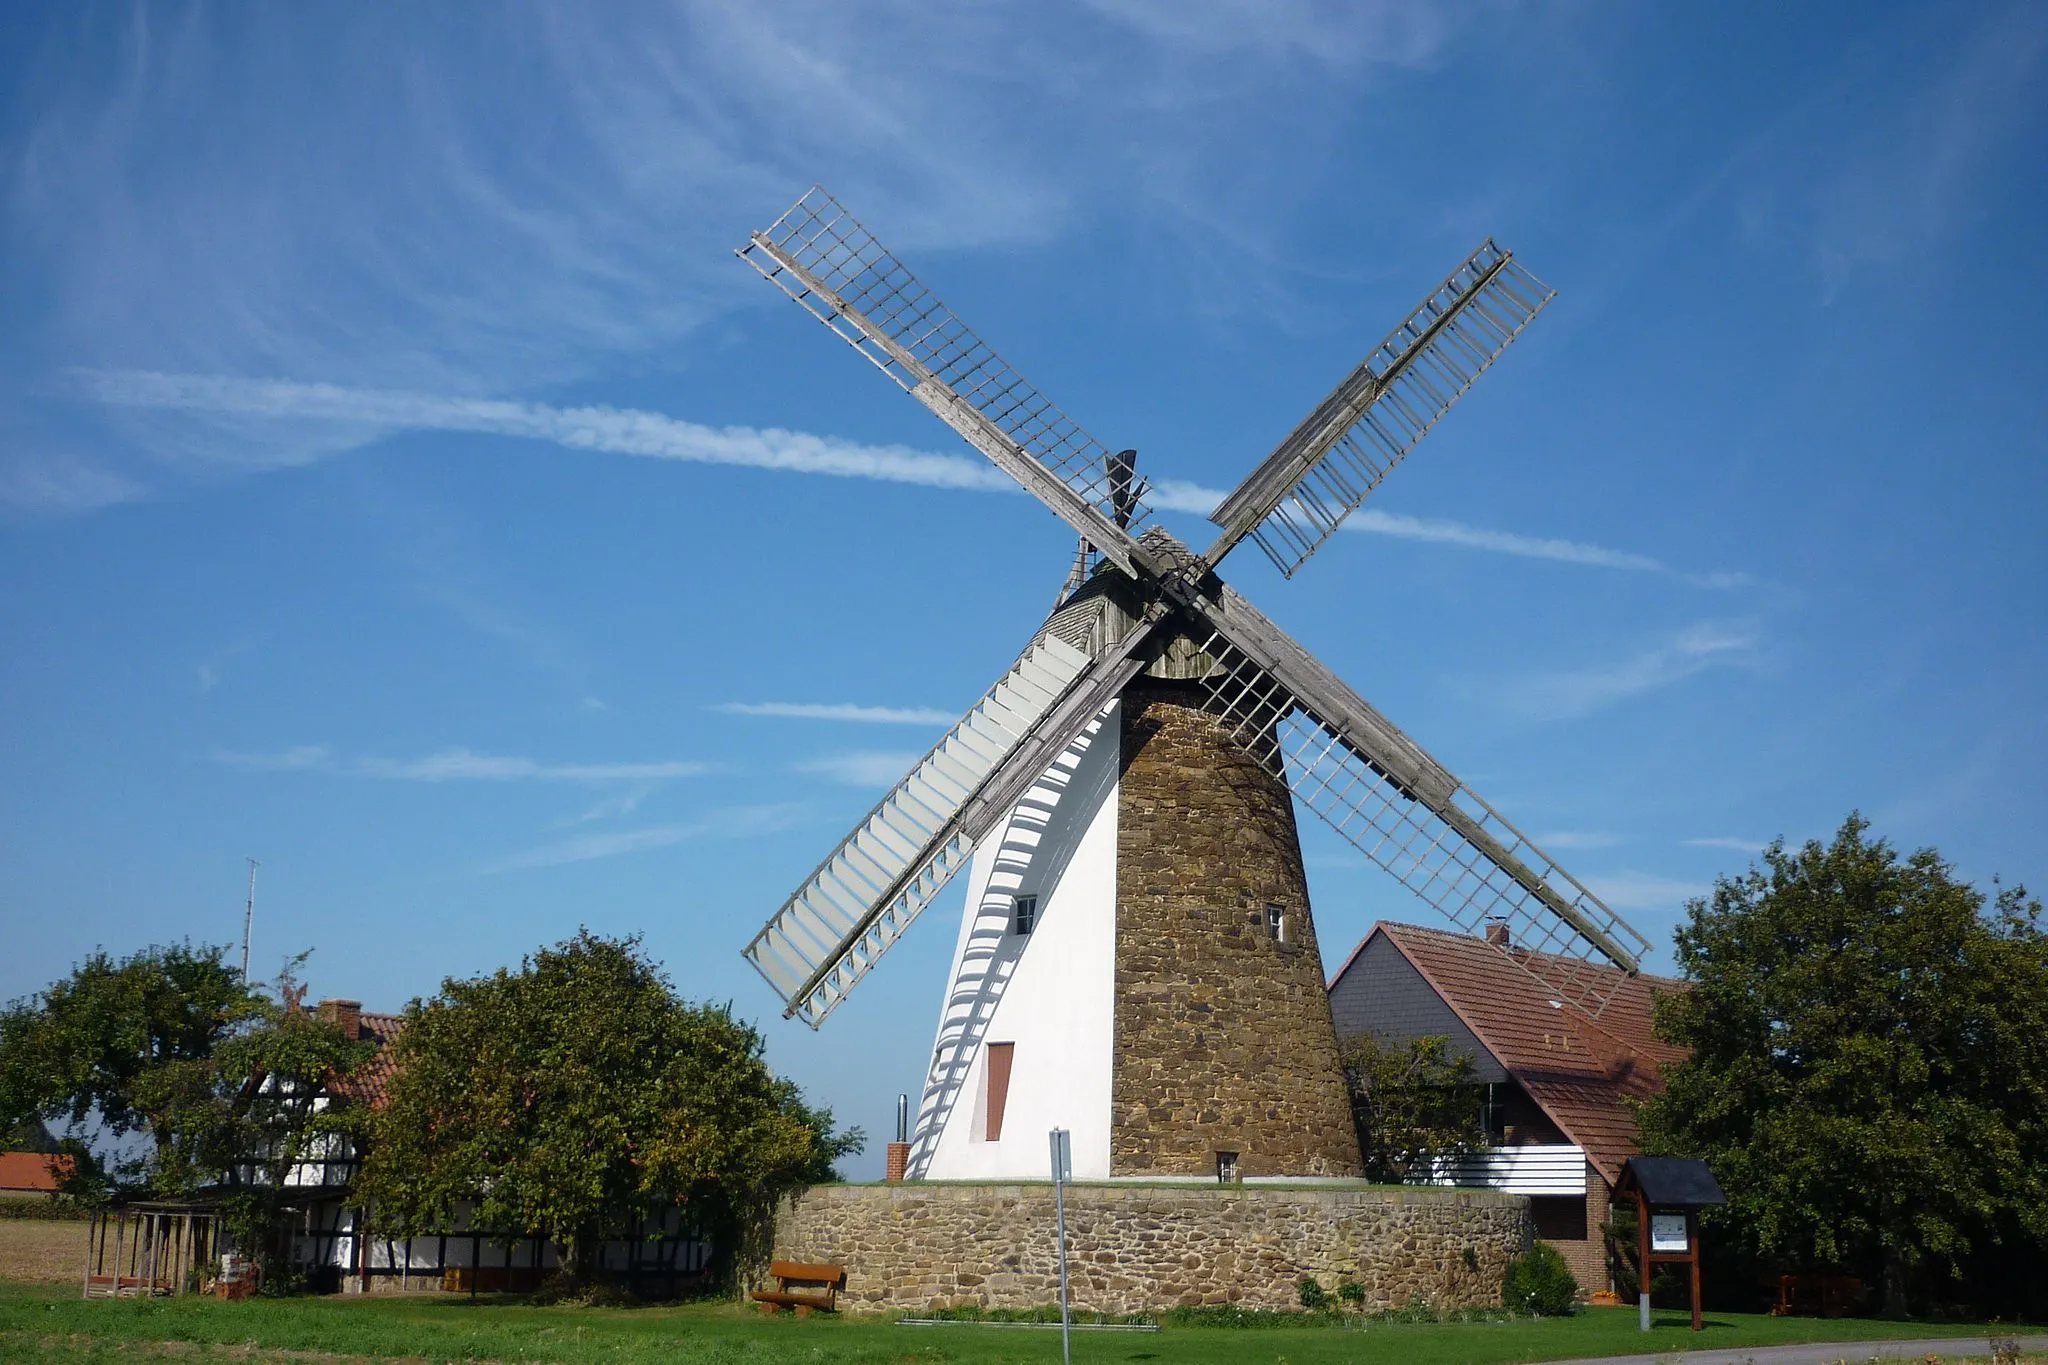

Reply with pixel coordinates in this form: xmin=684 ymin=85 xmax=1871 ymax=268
xmin=1013 ymin=894 xmax=1038 ymax=936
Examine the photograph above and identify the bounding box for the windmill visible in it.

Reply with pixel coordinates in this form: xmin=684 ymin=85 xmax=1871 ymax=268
xmin=736 ymin=187 xmax=1653 ymax=1180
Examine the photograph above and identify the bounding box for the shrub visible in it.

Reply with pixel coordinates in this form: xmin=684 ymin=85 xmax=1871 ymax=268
xmin=1336 ymin=1280 xmax=1365 ymax=1307
xmin=1383 ymin=1292 xmax=1439 ymax=1323
xmin=0 ymin=1200 xmax=90 ymax=1222
xmin=1297 ymin=1276 xmax=1331 ymax=1310
xmin=1503 ymin=1241 xmax=1578 ymax=1316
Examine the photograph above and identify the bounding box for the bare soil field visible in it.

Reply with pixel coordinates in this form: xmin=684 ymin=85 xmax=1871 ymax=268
xmin=0 ymin=1218 xmax=88 ymax=1284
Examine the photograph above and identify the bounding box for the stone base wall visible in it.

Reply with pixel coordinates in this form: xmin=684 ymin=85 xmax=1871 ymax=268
xmin=772 ymin=1181 xmax=1530 ymax=1315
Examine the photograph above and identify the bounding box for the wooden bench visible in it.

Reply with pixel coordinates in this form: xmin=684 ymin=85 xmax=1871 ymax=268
xmin=750 ymin=1261 xmax=845 ymax=1316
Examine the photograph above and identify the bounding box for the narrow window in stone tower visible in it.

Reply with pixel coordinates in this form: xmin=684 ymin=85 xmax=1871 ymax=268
xmin=1265 ymin=903 xmax=1289 ymax=944
xmin=983 ymin=1042 xmax=1014 ymax=1142
xmin=1012 ymin=893 xmax=1037 ymax=936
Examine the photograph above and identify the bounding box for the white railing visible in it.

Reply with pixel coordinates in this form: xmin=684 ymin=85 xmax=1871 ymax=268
xmin=1422 ymin=1144 xmax=1586 ymax=1196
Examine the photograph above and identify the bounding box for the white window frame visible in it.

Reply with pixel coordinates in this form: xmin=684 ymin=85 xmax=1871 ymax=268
xmin=1265 ymin=903 xmax=1290 ymax=944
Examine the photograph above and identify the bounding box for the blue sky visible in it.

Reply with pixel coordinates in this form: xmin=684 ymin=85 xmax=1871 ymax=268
xmin=3 ymin=2 xmax=2043 ymax=1176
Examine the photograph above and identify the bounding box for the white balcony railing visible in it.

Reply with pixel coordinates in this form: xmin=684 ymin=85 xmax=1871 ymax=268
xmin=1422 ymin=1143 xmax=1586 ymax=1196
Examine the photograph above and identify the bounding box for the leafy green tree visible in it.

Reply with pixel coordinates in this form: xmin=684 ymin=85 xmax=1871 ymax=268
xmin=2 ymin=944 xmax=378 ymax=1289
xmin=356 ymin=930 xmax=859 ymax=1288
xmin=4 ymin=1118 xmax=58 ymax=1153
xmin=0 ymin=941 xmax=262 ymax=1193
xmin=1640 ymin=815 xmax=2048 ymax=1315
xmin=201 ymin=1000 xmax=374 ymax=1289
xmin=1339 ymin=1034 xmax=1487 ymax=1184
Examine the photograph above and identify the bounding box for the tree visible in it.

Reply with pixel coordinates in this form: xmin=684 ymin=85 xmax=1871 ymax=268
xmin=0 ymin=941 xmax=262 ymax=1194
xmin=4 ymin=1118 xmax=58 ymax=1153
xmin=356 ymin=930 xmax=860 ymax=1289
xmin=1339 ymin=1034 xmax=1486 ymax=1184
xmin=2 ymin=944 xmax=379 ymax=1289
xmin=199 ymin=998 xmax=375 ymax=1288
xmin=1639 ymin=815 xmax=2048 ymax=1315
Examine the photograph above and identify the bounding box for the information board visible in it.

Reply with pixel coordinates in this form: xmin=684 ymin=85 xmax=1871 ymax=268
xmin=1651 ymin=1213 xmax=1689 ymax=1253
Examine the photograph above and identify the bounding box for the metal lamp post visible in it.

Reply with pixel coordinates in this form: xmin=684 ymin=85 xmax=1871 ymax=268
xmin=1049 ymin=1128 xmax=1072 ymax=1365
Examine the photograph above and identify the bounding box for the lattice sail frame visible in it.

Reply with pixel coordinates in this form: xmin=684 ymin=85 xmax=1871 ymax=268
xmin=743 ymin=631 xmax=1092 ymax=1026
xmin=743 ymin=587 xmax=1170 ymax=1028
xmin=1207 ymin=241 xmax=1556 ymax=578
xmin=738 ymin=186 xmax=1153 ymax=546
xmin=734 ymin=185 xmax=1653 ymax=1024
xmin=1187 ymin=623 xmax=1653 ymax=1014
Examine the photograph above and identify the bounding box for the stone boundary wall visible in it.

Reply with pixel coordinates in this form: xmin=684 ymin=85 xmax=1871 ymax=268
xmin=772 ymin=1181 xmax=1530 ymax=1314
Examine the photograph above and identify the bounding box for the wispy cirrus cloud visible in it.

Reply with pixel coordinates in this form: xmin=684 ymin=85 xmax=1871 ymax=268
xmin=76 ymin=372 xmax=1746 ymax=585
xmin=1080 ymin=0 xmax=1459 ymax=69
xmin=1809 ymin=5 xmax=2048 ymax=296
xmin=74 ymin=371 xmax=1016 ymax=492
xmin=1149 ymin=479 xmax=1748 ymax=585
xmin=714 ymin=701 xmax=954 ymax=726
xmin=0 ymin=452 xmax=144 ymax=514
xmin=1583 ymin=871 xmax=1710 ymax=913
xmin=1683 ymin=835 xmax=1767 ymax=854
xmin=218 ymin=745 xmax=334 ymax=773
xmin=563 ymin=786 xmax=660 ymax=826
xmin=492 ymin=803 xmax=806 ymax=870
xmin=1500 ymin=621 xmax=1761 ymax=722
xmin=1534 ymin=830 xmax=1626 ymax=851
xmin=194 ymin=641 xmax=253 ymax=696
xmin=4 ymin=3 xmax=1107 ymax=503
xmin=216 ymin=745 xmax=711 ymax=783
xmin=797 ymin=751 xmax=922 ymax=788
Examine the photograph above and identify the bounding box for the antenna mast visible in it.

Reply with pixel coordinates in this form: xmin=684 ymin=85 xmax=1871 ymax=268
xmin=240 ymin=858 xmax=259 ymax=982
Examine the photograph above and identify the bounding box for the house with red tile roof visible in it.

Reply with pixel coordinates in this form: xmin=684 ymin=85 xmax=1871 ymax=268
xmin=1327 ymin=921 xmax=1688 ymax=1294
xmin=0 ymin=1151 xmax=72 ymax=1197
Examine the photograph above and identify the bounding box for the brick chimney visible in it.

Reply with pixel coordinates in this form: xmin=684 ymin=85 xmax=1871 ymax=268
xmin=318 ymin=999 xmax=362 ymax=1039
xmin=1484 ymin=921 xmax=1510 ymax=949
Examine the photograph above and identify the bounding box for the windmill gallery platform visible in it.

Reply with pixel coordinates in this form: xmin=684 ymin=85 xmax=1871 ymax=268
xmin=735 ymin=188 xmax=1656 ymax=1312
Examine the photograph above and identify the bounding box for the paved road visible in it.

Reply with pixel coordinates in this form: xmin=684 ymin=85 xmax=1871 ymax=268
xmin=1527 ymin=1334 xmax=2048 ymax=1365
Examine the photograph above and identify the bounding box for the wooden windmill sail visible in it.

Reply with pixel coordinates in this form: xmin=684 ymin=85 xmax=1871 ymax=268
xmin=736 ymin=187 xmax=1654 ymax=1178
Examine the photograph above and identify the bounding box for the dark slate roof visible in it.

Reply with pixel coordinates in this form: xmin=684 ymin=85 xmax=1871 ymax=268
xmin=1620 ymin=1156 xmax=1726 ymax=1206
xmin=1329 ymin=921 xmax=1689 ymax=1184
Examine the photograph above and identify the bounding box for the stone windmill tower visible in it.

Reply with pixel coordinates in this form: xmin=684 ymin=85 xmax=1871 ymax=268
xmin=738 ymin=188 xmax=1653 ymax=1182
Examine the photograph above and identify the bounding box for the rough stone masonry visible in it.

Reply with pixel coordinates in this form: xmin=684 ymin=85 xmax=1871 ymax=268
xmin=1112 ymin=678 xmax=1363 ymax=1178
xmin=773 ymin=1181 xmax=1530 ymax=1314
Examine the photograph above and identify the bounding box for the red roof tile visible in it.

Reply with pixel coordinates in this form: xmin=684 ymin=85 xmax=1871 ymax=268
xmin=0 ymin=1152 xmax=72 ymax=1192
xmin=1360 ymin=922 xmax=1688 ymax=1184
xmin=327 ymin=1012 xmax=406 ymax=1109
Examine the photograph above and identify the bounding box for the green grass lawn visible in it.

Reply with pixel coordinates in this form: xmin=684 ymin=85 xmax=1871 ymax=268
xmin=0 ymin=1282 xmax=2027 ymax=1364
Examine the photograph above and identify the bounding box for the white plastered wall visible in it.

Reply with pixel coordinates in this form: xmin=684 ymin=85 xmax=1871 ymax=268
xmin=910 ymin=702 xmax=1119 ymax=1181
